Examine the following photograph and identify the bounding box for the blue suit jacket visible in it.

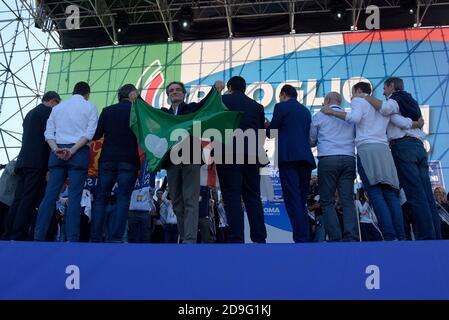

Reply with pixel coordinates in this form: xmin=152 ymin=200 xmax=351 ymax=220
xmin=267 ymin=98 xmax=316 ymax=169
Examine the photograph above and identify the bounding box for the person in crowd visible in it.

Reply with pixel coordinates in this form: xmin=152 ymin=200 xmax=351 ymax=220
xmin=34 ymin=82 xmax=97 ymax=242
xmin=0 ymin=160 xmax=19 ymax=238
xmin=434 ymin=187 xmax=449 ymax=239
xmin=322 ymin=82 xmax=405 ymax=240
xmin=197 ymin=186 xmax=215 ymax=243
xmin=266 ymin=84 xmax=316 ymax=242
xmin=307 ymin=175 xmax=325 ymax=242
xmin=80 ymin=188 xmax=92 ymax=242
xmin=215 ymin=192 xmax=229 ymax=243
xmin=151 ymin=188 xmax=164 ymax=243
xmin=156 ymin=188 xmax=178 ymax=243
xmin=363 ymin=77 xmax=440 ymax=240
xmin=355 ymin=187 xmax=383 ymax=241
xmin=216 ymin=76 xmax=267 ymax=243
xmin=90 ymin=84 xmax=140 ymax=243
xmin=310 ymin=92 xmax=358 ymax=242
xmin=5 ymin=92 xmax=60 ymax=240
xmin=128 ymin=187 xmax=154 ymax=243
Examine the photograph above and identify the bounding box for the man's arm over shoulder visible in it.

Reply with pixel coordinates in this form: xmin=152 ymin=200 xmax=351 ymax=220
xmin=390 ymin=113 xmax=412 ymax=129
xmin=345 ymin=98 xmax=364 ymax=124
xmin=309 ymin=112 xmax=321 ymax=147
xmin=379 ymin=98 xmax=399 ymax=116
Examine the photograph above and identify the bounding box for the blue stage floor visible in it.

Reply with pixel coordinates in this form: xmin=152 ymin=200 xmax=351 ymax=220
xmin=1 ymin=240 xmax=448 ymax=300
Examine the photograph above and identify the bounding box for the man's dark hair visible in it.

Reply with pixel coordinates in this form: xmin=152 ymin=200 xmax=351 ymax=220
xmin=280 ymin=84 xmax=298 ymax=99
xmin=157 ymin=189 xmax=164 ymax=193
xmin=73 ymin=81 xmax=91 ymax=96
xmin=352 ymin=82 xmax=372 ymax=95
xmin=227 ymin=76 xmax=246 ymax=93
xmin=118 ymin=84 xmax=137 ymax=102
xmin=166 ymin=81 xmax=186 ymax=95
xmin=384 ymin=77 xmax=404 ymax=91
xmin=42 ymin=91 xmax=61 ymax=103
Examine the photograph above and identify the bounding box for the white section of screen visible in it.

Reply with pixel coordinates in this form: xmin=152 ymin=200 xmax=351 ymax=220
xmin=180 ymin=34 xmax=344 ymax=84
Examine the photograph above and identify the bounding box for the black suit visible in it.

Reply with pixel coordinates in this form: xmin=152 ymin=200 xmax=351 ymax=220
xmin=216 ymin=91 xmax=267 ymax=243
xmin=8 ymin=103 xmax=52 ymax=240
xmin=16 ymin=104 xmax=52 ymax=170
xmin=92 ymin=101 xmax=140 ymax=168
xmin=90 ymin=100 xmax=140 ymax=242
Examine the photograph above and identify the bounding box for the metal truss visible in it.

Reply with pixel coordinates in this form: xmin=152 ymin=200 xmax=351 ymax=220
xmin=0 ymin=0 xmax=60 ymax=165
xmin=28 ymin=0 xmax=449 ymax=41
xmin=0 ymin=0 xmax=448 ymax=166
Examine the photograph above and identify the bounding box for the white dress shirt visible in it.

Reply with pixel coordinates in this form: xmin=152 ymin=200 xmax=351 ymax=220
xmin=310 ymin=105 xmax=355 ymax=157
xmin=45 ymin=94 xmax=98 ymax=144
xmin=380 ymin=97 xmax=426 ymax=142
xmin=345 ymin=97 xmax=389 ymax=148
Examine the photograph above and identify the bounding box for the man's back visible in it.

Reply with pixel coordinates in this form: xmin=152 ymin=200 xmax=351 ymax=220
xmin=269 ymin=98 xmax=315 ymax=167
xmin=222 ymin=91 xmax=265 ymax=164
xmin=347 ymin=97 xmax=389 ymax=147
xmin=310 ymin=105 xmax=355 ymax=157
xmin=45 ymin=94 xmax=97 ymax=144
xmin=16 ymin=104 xmax=52 ymax=169
xmin=222 ymin=91 xmax=264 ymax=131
xmin=93 ymin=101 xmax=139 ymax=167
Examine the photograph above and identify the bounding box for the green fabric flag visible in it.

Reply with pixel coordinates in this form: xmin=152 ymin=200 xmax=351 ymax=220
xmin=130 ymin=89 xmax=242 ymax=172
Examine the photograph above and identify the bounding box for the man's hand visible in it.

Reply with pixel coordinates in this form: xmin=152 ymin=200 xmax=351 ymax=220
xmin=321 ymin=106 xmax=333 ymax=115
xmin=55 ymin=148 xmax=72 ymax=160
xmin=214 ymin=80 xmax=225 ymax=93
xmin=128 ymin=90 xmax=140 ymax=103
xmin=54 ymin=148 xmax=66 ymax=160
xmin=412 ymin=117 xmax=425 ymax=129
xmin=264 ymin=119 xmax=270 ymax=129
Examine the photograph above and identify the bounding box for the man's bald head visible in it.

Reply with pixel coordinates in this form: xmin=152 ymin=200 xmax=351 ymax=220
xmin=324 ymin=92 xmax=342 ymax=107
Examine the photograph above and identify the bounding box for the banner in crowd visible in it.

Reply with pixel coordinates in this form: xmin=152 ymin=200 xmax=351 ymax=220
xmin=46 ymin=27 xmax=449 ymax=242
xmin=429 ymin=160 xmax=445 ymax=189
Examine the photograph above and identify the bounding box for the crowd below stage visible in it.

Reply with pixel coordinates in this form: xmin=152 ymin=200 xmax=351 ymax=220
xmin=0 ymin=75 xmax=447 ymax=244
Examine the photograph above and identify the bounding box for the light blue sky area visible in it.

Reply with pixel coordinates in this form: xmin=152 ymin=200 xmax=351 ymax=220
xmin=0 ymin=1 xmax=59 ymax=165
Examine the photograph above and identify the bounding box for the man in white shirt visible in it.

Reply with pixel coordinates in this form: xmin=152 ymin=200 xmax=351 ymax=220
xmin=310 ymin=92 xmax=358 ymax=241
xmin=322 ymin=82 xmax=405 ymax=240
xmin=363 ymin=77 xmax=441 ymax=240
xmin=34 ymin=81 xmax=98 ymax=242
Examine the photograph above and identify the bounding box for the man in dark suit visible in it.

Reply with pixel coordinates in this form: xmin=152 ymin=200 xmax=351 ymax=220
xmin=6 ymin=91 xmax=61 ymax=240
xmin=266 ymin=84 xmax=316 ymax=243
xmin=216 ymin=76 xmax=267 ymax=243
xmin=90 ymin=84 xmax=140 ymax=242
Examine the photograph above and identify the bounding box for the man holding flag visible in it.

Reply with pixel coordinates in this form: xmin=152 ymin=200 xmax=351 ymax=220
xmin=129 ymin=80 xmax=237 ymax=244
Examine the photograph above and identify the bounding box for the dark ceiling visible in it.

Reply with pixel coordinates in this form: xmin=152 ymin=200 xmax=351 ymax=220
xmin=35 ymin=0 xmax=449 ymax=49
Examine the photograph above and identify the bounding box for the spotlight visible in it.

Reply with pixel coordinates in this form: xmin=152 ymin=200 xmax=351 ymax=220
xmin=178 ymin=6 xmax=193 ymax=29
xmin=400 ymin=0 xmax=417 ymax=15
xmin=329 ymin=0 xmax=346 ymax=20
xmin=115 ymin=11 xmax=129 ymax=34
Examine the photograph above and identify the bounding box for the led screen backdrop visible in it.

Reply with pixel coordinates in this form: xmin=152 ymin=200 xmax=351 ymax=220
xmin=46 ymin=27 xmax=449 ymax=242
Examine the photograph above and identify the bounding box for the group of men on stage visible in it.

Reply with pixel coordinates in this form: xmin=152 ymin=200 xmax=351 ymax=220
xmin=1 ymin=73 xmax=441 ymax=243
